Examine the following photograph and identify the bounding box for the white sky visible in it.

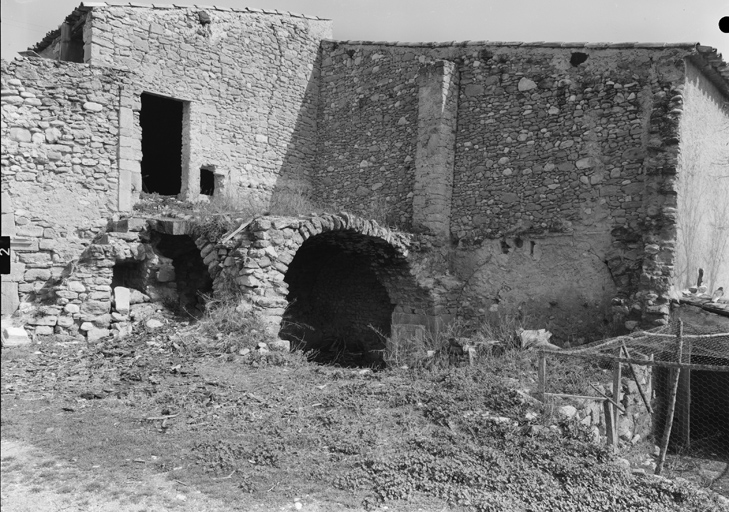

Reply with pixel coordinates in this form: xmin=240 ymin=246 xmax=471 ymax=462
xmin=1 ymin=0 xmax=728 ymax=62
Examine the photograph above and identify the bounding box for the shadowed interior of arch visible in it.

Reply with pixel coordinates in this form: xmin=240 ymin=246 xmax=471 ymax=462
xmin=278 ymin=230 xmax=409 ymax=367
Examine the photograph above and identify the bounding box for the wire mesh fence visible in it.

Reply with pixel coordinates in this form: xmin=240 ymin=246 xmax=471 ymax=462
xmin=538 ymin=317 xmax=729 ymax=475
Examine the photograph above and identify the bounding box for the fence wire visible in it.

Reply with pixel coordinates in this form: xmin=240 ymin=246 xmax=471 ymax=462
xmin=539 ymin=317 xmax=729 ymax=465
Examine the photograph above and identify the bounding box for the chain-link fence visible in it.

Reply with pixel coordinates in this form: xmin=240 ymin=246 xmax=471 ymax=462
xmin=538 ymin=317 xmax=729 ymax=475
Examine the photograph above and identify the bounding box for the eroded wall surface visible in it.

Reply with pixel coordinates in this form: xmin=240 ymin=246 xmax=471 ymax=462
xmin=315 ymin=42 xmax=692 ymax=337
xmin=85 ymin=5 xmax=331 ymax=202
xmin=674 ymin=60 xmax=729 ymax=293
xmin=1 ymin=58 xmax=130 ymax=313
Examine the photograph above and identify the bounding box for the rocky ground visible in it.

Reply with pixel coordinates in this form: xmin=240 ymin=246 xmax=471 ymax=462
xmin=2 ymin=321 xmax=728 ymax=512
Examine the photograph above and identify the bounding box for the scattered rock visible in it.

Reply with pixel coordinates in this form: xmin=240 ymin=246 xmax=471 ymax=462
xmin=1 ymin=323 xmax=31 ymax=346
xmin=557 ymin=405 xmax=578 ymax=419
xmin=269 ymin=339 xmax=290 ymax=351
xmin=145 ymin=319 xmax=163 ymax=329
xmin=87 ymin=327 xmax=111 ymax=342
xmin=114 ymin=286 xmax=131 ymax=315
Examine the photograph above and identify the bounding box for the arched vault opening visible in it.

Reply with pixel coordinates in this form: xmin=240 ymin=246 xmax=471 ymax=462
xmin=278 ymin=229 xmax=414 ymax=365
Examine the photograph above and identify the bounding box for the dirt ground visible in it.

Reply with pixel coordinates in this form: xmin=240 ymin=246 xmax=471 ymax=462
xmin=2 ymin=331 xmax=727 ymax=512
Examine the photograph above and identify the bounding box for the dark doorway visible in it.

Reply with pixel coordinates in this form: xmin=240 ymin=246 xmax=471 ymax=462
xmin=141 ymin=93 xmax=183 ymax=196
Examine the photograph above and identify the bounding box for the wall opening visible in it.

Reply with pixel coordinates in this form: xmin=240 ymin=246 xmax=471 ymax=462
xmin=570 ymin=52 xmax=588 ymax=67
xmin=112 ymin=260 xmax=147 ymax=292
xmin=200 ymin=167 xmax=215 ymax=196
xmin=60 ymin=22 xmax=84 ymax=63
xmin=153 ymin=232 xmax=213 ymax=318
xmin=140 ymin=93 xmax=184 ymax=196
xmin=279 ymin=231 xmax=401 ymax=367
xmin=110 ymin=233 xmax=212 ymax=319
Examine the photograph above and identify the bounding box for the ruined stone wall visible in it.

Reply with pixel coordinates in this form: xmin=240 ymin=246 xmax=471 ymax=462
xmin=674 ymin=59 xmax=729 ymax=293
xmin=84 ymin=5 xmax=331 ymax=203
xmin=1 ymin=57 xmax=132 ymax=315
xmin=315 ymin=42 xmax=694 ymax=338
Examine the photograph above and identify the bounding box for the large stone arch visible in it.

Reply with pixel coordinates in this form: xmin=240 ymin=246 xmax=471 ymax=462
xmin=215 ymin=213 xmax=441 ymax=357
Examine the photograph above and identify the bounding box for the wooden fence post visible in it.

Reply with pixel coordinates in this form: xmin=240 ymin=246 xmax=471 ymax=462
xmin=655 ymin=320 xmax=684 ymax=476
xmin=612 ymin=352 xmax=622 ymax=447
xmin=538 ymin=350 xmax=546 ymax=402
xmin=603 ymin=399 xmax=616 ymax=451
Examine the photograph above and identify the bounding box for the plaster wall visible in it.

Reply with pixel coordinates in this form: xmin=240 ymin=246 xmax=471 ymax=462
xmin=84 ymin=5 xmax=331 ymax=203
xmin=674 ymin=60 xmax=729 ymax=293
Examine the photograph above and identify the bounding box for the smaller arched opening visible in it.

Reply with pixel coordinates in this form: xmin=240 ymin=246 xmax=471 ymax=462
xmin=278 ymin=230 xmax=411 ymax=366
xmin=151 ymin=232 xmax=213 ymax=317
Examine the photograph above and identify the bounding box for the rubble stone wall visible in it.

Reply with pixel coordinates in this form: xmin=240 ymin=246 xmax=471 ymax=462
xmin=84 ymin=5 xmax=332 ymax=203
xmin=1 ymin=57 xmax=132 ymax=315
xmin=314 ymin=42 xmax=696 ymax=336
xmin=211 ymin=213 xmax=460 ymax=340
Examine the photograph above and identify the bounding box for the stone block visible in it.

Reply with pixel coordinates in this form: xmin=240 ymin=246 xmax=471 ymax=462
xmin=114 ymin=286 xmax=130 ymax=314
xmin=56 ymin=290 xmax=79 ymax=300
xmin=1 ymin=282 xmax=19 ymax=317
xmin=130 ymin=303 xmax=157 ymax=320
xmin=86 ymin=327 xmax=110 ymax=341
xmin=67 ymin=281 xmax=86 ymax=293
xmin=88 ymin=291 xmax=111 ymax=300
xmin=18 ymin=252 xmax=52 ymax=265
xmin=129 ymin=289 xmax=150 ymax=304
xmin=518 ymin=78 xmax=537 ymax=91
xmin=81 ymin=300 xmax=111 ymax=315
xmin=27 ymin=315 xmax=57 ymax=326
xmin=91 ymin=314 xmax=112 ymax=327
xmin=57 ymin=316 xmax=75 ymax=328
xmin=118 ymin=169 xmax=132 ymax=211
xmin=9 ymin=128 xmax=31 ymax=142
xmin=63 ymin=303 xmax=80 ymax=314
xmin=1 ymin=322 xmax=30 ymax=346
xmin=34 ymin=326 xmax=54 ymax=336
xmin=24 ymin=268 xmax=52 ymax=281
xmin=1 ymin=213 xmax=15 ymax=237
xmin=3 ymin=262 xmax=25 ymax=282
xmin=1 ymin=192 xmax=12 ymax=214
xmin=17 ymin=226 xmax=44 ymax=237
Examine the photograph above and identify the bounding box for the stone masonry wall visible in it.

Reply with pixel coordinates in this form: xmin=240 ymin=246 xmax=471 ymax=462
xmin=84 ymin=5 xmax=332 ymax=203
xmin=315 ymin=42 xmax=698 ymax=337
xmin=1 ymin=57 xmax=132 ymax=314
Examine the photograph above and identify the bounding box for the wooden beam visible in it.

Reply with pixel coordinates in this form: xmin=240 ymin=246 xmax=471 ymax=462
xmin=621 ymin=342 xmax=653 ymax=414
xmin=541 ymin=352 xmax=728 ymax=372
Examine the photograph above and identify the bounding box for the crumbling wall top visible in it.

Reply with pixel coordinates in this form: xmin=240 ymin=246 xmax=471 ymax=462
xmin=30 ymin=2 xmax=331 ymax=55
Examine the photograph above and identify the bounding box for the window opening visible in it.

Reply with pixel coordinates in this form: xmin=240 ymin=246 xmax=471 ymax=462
xmin=200 ymin=167 xmax=215 ymax=196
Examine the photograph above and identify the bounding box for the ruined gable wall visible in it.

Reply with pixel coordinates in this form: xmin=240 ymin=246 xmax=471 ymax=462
xmin=1 ymin=58 xmax=132 ymax=314
xmin=84 ymin=5 xmax=331 ymax=204
xmin=674 ymin=60 xmax=729 ymax=294
xmin=316 ymin=43 xmax=691 ymax=339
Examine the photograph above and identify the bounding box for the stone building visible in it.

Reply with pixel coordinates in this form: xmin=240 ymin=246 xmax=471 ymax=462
xmin=2 ymin=2 xmax=728 ymax=347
